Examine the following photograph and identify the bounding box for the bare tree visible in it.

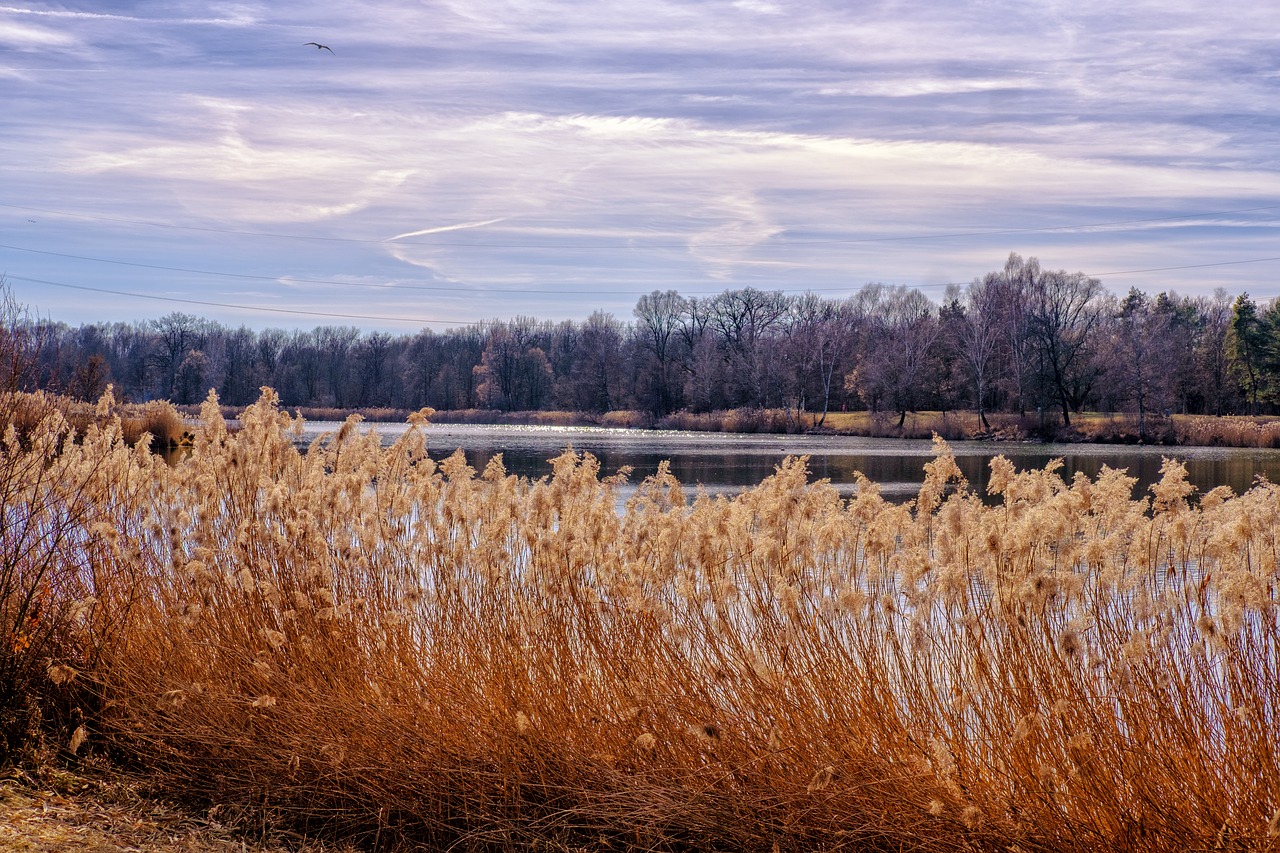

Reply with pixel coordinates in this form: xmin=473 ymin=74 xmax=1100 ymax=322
xmin=354 ymin=332 xmax=395 ymax=407
xmin=787 ymin=293 xmax=853 ymax=426
xmin=71 ymin=354 xmax=111 ymax=401
xmin=845 ymin=285 xmax=940 ymax=427
xmin=175 ymin=349 xmax=209 ymax=404
xmin=148 ymin=312 xmax=208 ymax=400
xmin=704 ymin=287 xmax=791 ymax=407
xmin=1108 ymin=288 xmax=1176 ymax=439
xmin=316 ymin=326 xmax=359 ymax=408
xmin=1023 ymin=262 xmax=1106 ymax=427
xmin=474 ymin=323 xmax=554 ymax=411
xmin=633 ymin=290 xmax=686 ymax=415
xmin=947 ymin=277 xmax=1006 ymax=432
xmin=1193 ymin=289 xmax=1236 ymax=415
xmin=569 ymin=312 xmax=624 ymax=413
xmin=986 ymin=254 xmax=1038 ymax=414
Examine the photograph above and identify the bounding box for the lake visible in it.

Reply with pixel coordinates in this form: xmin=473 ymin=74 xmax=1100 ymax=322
xmin=298 ymin=421 xmax=1280 ymax=504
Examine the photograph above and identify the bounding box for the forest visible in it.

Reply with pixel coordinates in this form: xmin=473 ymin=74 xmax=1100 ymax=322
xmin=22 ymin=253 xmax=1280 ymax=431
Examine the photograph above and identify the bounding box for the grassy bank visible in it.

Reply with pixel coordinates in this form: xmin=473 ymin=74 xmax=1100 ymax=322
xmin=814 ymin=410 xmax=1280 ymax=447
xmin=2 ymin=388 xmax=1277 ymax=851
xmin=179 ymin=400 xmax=1280 ymax=448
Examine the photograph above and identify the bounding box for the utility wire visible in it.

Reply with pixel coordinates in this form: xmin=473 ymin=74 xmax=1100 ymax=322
xmin=4 ymin=275 xmax=482 ymax=327
xmin=1090 ymin=257 xmax=1280 ymax=276
xmin=0 ymin=243 xmax=862 ymax=295
xmin=7 ymin=236 xmax=1280 ymax=300
xmin=11 ymin=254 xmax=1280 ymax=330
xmin=6 ymin=243 xmax=1280 ymax=299
xmin=4 ymin=200 xmax=1280 ymax=249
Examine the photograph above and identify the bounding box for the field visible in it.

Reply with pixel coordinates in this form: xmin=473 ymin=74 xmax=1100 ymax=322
xmin=2 ymin=388 xmax=1278 ymax=851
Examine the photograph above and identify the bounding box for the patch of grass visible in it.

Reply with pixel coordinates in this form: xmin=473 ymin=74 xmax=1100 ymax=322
xmin=814 ymin=410 xmax=1033 ymax=440
xmin=4 ymin=389 xmax=1273 ymax=851
xmin=116 ymin=401 xmax=190 ymax=450
xmin=1172 ymin=413 xmax=1280 ymax=448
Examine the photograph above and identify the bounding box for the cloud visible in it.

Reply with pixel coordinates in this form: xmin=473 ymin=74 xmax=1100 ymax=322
xmin=8 ymin=0 xmax=1280 ymax=330
xmin=0 ymin=4 xmax=259 ymax=26
xmin=0 ymin=18 xmax=77 ymax=48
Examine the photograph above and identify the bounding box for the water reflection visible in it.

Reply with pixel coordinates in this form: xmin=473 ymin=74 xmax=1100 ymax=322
xmin=296 ymin=422 xmax=1280 ymax=504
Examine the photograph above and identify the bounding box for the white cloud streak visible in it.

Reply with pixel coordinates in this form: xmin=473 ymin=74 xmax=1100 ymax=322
xmin=0 ymin=4 xmax=259 ymax=25
xmin=386 ymin=219 xmax=508 ymax=242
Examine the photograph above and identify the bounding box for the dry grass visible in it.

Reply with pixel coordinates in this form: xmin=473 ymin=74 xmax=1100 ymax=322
xmin=811 ymin=410 xmax=1036 ymax=440
xmin=656 ymin=407 xmax=799 ymax=433
xmin=2 ymin=389 xmax=190 ymax=451
xmin=428 ymin=408 xmax=602 ymax=427
xmin=0 ymin=764 xmax=354 ymax=852
xmin=1172 ymin=414 xmax=1280 ymax=448
xmin=4 ymin=388 xmax=1279 ymax=851
xmin=815 ymin=409 xmax=1280 ymax=447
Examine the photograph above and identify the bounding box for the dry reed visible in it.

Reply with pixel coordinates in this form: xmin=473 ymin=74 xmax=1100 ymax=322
xmin=9 ymin=388 xmax=1279 ymax=851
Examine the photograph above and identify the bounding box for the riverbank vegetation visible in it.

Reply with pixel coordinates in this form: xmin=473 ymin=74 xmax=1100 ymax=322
xmin=180 ymin=399 xmax=1280 ymax=449
xmin=4 ymin=387 xmax=1277 ymax=851
xmin=19 ymin=254 xmax=1280 ymax=442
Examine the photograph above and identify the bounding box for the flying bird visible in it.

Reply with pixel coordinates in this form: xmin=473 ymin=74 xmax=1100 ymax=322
xmin=304 ymin=42 xmax=333 ymax=53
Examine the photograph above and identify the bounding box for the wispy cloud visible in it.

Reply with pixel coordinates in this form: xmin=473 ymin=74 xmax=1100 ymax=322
xmin=0 ymin=4 xmax=259 ymax=25
xmin=0 ymin=18 xmax=77 ymax=48
xmin=5 ymin=0 xmax=1280 ymax=329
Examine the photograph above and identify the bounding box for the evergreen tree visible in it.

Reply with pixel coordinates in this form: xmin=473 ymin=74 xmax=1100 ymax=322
xmin=1227 ymin=293 xmax=1267 ymax=414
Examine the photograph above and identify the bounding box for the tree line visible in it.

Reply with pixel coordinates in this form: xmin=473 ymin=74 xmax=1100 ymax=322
xmin=19 ymin=254 xmax=1280 ymax=432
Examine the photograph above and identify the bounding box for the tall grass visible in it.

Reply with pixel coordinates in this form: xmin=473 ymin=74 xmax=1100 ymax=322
xmin=9 ymin=388 xmax=1280 ymax=850
xmin=0 ymin=393 xmax=153 ymax=763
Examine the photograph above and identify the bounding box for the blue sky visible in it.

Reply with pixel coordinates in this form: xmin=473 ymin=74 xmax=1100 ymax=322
xmin=3 ymin=0 xmax=1280 ymax=332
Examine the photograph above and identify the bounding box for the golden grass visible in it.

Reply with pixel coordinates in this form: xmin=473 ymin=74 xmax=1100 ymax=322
xmin=2 ymin=389 xmax=190 ymax=451
xmin=1172 ymin=414 xmax=1280 ymax=449
xmin=815 ymin=409 xmax=1280 ymax=447
xmin=5 ymin=388 xmax=1279 ymax=851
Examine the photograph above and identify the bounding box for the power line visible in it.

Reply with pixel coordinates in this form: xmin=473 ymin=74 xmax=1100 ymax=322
xmin=1090 ymin=257 xmax=1280 ymax=277
xmin=4 ymin=275 xmax=482 ymax=327
xmin=0 ymin=244 xmax=577 ymax=295
xmin=6 ymin=240 xmax=1280 ymax=301
xmin=10 ymin=256 xmax=1280 ymax=330
xmin=0 ymin=243 xmax=863 ymax=295
xmin=4 ymin=200 xmax=1280 ymax=249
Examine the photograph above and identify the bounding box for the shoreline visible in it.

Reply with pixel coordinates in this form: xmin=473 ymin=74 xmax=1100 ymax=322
xmin=178 ymin=402 xmax=1280 ymax=450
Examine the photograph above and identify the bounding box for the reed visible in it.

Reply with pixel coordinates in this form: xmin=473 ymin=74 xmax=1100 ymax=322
xmin=7 ymin=388 xmax=1278 ymax=851
xmin=1174 ymin=414 xmax=1280 ymax=448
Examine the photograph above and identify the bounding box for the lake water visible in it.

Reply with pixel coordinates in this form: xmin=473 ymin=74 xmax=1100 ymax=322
xmin=298 ymin=421 xmax=1280 ymax=504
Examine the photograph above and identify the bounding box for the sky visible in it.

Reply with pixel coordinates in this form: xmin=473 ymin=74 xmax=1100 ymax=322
xmin=3 ymin=1 xmax=1280 ymax=334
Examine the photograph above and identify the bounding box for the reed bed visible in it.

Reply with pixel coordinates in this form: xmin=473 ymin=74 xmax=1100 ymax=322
xmin=1174 ymin=415 xmax=1280 ymax=449
xmin=8 ymin=389 xmax=1280 ymax=851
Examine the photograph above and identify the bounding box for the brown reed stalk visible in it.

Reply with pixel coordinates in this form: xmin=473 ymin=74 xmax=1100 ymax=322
xmin=6 ymin=388 xmax=1276 ymax=851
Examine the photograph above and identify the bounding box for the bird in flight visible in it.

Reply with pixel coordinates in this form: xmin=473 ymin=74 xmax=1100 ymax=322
xmin=304 ymin=42 xmax=333 ymax=53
